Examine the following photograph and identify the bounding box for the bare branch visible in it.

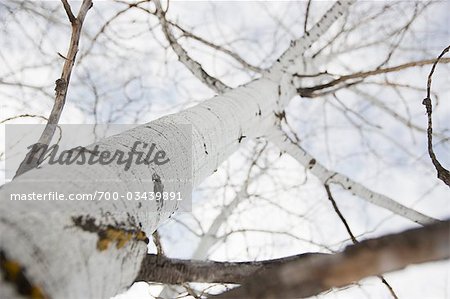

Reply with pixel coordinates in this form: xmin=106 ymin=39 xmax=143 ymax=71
xmin=135 ymin=252 xmax=327 ymax=284
xmin=61 ymin=0 xmax=76 ymax=24
xmin=303 ymin=0 xmax=312 ymax=33
xmin=324 ymin=184 xmax=358 ymax=243
xmin=153 ymin=0 xmax=230 ymax=93
xmin=152 ymin=230 xmax=165 ymax=256
xmin=0 ymin=114 xmax=48 ymax=124
xmin=422 ymin=45 xmax=450 ymax=187
xmin=351 ymin=87 xmax=431 ymax=136
xmin=79 ymin=1 xmax=147 ymax=63
xmin=168 ymin=20 xmax=264 ymax=73
xmin=324 ymin=184 xmax=398 ymax=299
xmin=214 ymin=219 xmax=450 ymax=299
xmin=268 ymin=129 xmax=438 ymax=225
xmin=271 ymin=0 xmax=355 ymax=75
xmin=14 ymin=0 xmax=93 ymax=178
xmin=0 ymin=79 xmax=53 ymax=98
xmin=297 ymin=57 xmax=450 ymax=97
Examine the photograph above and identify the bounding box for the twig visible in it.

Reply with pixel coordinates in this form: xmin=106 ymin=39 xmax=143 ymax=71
xmin=135 ymin=252 xmax=327 ymax=284
xmin=153 ymin=0 xmax=229 ymax=93
xmin=268 ymin=128 xmax=437 ymax=225
xmin=324 ymin=184 xmax=398 ymax=299
xmin=152 ymin=230 xmax=165 ymax=256
xmin=14 ymin=0 xmax=93 ymax=178
xmin=422 ymin=45 xmax=450 ymax=187
xmin=167 ymin=20 xmax=263 ymax=73
xmin=298 ymin=57 xmax=450 ymax=97
xmin=324 ymin=184 xmax=358 ymax=243
xmin=0 ymin=114 xmax=48 ymax=124
xmin=61 ymin=0 xmax=76 ymax=24
xmin=272 ymin=0 xmax=355 ymax=75
xmin=303 ymin=0 xmax=312 ymax=33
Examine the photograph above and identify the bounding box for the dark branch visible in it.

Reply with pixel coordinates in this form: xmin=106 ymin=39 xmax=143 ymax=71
xmin=422 ymin=45 xmax=450 ymax=187
xmin=61 ymin=0 xmax=76 ymax=24
xmin=152 ymin=230 xmax=165 ymax=256
xmin=14 ymin=0 xmax=93 ymax=178
xmin=303 ymin=0 xmax=312 ymax=33
xmin=152 ymin=0 xmax=230 ymax=93
xmin=214 ymin=219 xmax=450 ymax=299
xmin=324 ymin=184 xmax=358 ymax=243
xmin=297 ymin=57 xmax=450 ymax=98
xmin=135 ymin=252 xmax=326 ymax=284
xmin=324 ymin=184 xmax=398 ymax=299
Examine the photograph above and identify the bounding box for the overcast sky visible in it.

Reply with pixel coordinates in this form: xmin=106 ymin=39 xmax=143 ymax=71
xmin=1 ymin=1 xmax=449 ymax=299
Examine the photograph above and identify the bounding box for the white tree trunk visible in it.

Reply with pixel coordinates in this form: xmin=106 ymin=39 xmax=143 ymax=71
xmin=0 ymin=2 xmax=357 ymax=298
xmin=0 ymin=78 xmax=282 ymax=299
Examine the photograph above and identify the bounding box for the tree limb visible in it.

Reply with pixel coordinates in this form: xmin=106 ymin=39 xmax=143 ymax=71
xmin=303 ymin=0 xmax=312 ymax=33
xmin=271 ymin=0 xmax=355 ymax=76
xmin=135 ymin=253 xmax=327 ymax=285
xmin=268 ymin=128 xmax=438 ymax=225
xmin=0 ymin=114 xmax=48 ymax=124
xmin=214 ymin=219 xmax=450 ymax=299
xmin=422 ymin=45 xmax=450 ymax=187
xmin=61 ymin=0 xmax=76 ymax=24
xmin=167 ymin=19 xmax=264 ymax=74
xmin=14 ymin=0 xmax=93 ymax=178
xmin=297 ymin=57 xmax=450 ymax=97
xmin=324 ymin=184 xmax=398 ymax=299
xmin=153 ymin=0 xmax=230 ymax=94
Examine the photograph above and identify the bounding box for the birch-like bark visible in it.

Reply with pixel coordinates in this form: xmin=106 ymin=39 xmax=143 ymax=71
xmin=0 ymin=2 xmax=355 ymax=298
xmin=0 ymin=77 xmax=279 ymax=299
xmin=267 ymin=129 xmax=437 ymax=226
xmin=158 ymin=171 xmax=258 ymax=298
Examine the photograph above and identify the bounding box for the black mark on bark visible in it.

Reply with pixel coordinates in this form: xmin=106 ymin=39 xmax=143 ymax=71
xmin=72 ymin=216 xmax=148 ymax=251
xmin=0 ymin=250 xmax=47 ymax=299
xmin=308 ymin=159 xmax=316 ymax=169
